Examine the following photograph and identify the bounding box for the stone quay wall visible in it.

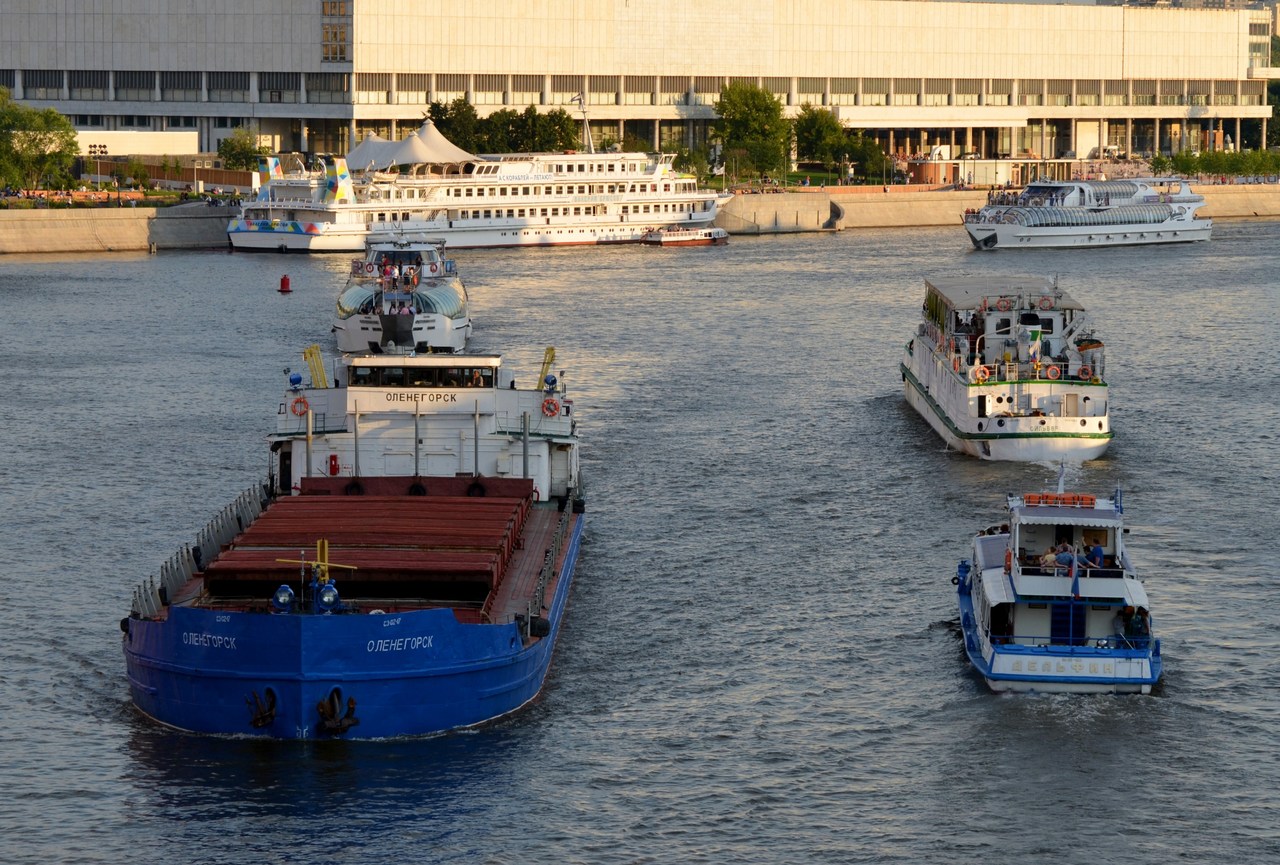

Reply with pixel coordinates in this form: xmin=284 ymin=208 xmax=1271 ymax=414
xmin=718 ymin=184 xmax=1280 ymax=234
xmin=0 ymin=205 xmax=229 ymax=255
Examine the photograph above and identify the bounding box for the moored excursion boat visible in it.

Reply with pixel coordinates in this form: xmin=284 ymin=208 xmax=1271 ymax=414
xmin=334 ymin=232 xmax=470 ymax=354
xmin=900 ymin=276 xmax=1112 ymax=462
xmin=955 ymin=484 xmax=1161 ymax=694
xmin=962 ymin=176 xmax=1211 ymax=249
xmin=121 ymin=349 xmax=584 ymax=739
xmin=228 ymin=120 xmax=730 ymax=252
xmin=639 ymin=226 xmax=729 ymax=246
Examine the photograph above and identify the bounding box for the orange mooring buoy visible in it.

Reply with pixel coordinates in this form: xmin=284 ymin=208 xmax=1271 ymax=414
xmin=279 ymin=274 xmax=291 ymax=293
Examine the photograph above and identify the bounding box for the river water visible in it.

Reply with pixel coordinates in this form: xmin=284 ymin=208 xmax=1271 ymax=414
xmin=0 ymin=222 xmax=1276 ymax=863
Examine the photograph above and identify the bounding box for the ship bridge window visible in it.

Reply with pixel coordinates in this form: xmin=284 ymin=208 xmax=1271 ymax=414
xmin=351 ymin=365 xmax=494 ymax=388
xmin=1039 ymin=317 xmax=1057 ymax=334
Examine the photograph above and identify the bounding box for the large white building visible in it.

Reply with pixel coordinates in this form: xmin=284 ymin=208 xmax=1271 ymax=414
xmin=1 ymin=0 xmax=1273 ymax=159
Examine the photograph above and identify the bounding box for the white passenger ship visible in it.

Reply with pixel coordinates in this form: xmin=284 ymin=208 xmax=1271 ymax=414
xmin=900 ymin=276 xmax=1112 ymax=461
xmin=333 ymin=233 xmax=470 ymax=355
xmin=956 ymin=483 xmax=1161 ymax=694
xmin=962 ymin=177 xmax=1211 ymax=249
xmin=228 ymin=121 xmax=731 ymax=252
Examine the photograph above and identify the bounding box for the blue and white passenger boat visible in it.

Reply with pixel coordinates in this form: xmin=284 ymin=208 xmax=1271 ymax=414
xmin=122 ymin=349 xmax=584 ymax=738
xmin=334 ymin=232 xmax=471 ymax=354
xmin=962 ymin=176 xmax=1211 ymax=249
xmin=955 ymin=484 xmax=1161 ymax=694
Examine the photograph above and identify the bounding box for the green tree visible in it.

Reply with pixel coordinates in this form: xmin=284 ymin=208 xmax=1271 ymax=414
xmin=793 ymin=103 xmax=847 ymax=172
xmin=428 ymin=99 xmax=480 ymax=152
xmin=479 ymin=108 xmax=519 ymax=152
xmin=668 ymin=145 xmax=710 ymax=183
xmin=515 ymin=105 xmax=545 ymax=151
xmin=847 ymin=133 xmax=889 ymax=183
xmin=126 ymin=158 xmax=150 ymax=189
xmin=541 ymin=108 xmax=579 ymax=151
xmin=0 ymin=88 xmax=80 ymax=188
xmin=217 ymin=127 xmax=268 ymax=170
xmin=1148 ymin=154 xmax=1172 ymax=175
xmin=713 ymin=81 xmax=789 ymax=180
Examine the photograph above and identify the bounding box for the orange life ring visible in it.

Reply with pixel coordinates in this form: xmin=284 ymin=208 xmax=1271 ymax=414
xmin=1078 ymin=365 xmax=1092 ymax=379
xmin=1045 ymin=365 xmax=1061 ymax=380
xmin=541 ymin=397 xmax=560 ymax=417
xmin=290 ymin=396 xmax=310 ymax=416
xmin=429 ymin=262 xmax=439 ymax=274
xmin=996 ymin=297 xmax=1013 ymax=312
xmin=1038 ymin=295 xmax=1055 ymax=310
xmin=974 ymin=365 xmax=991 ymax=383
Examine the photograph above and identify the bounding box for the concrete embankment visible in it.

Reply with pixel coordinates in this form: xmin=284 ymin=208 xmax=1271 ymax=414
xmin=0 ymin=204 xmax=229 ymax=254
xmin=717 ymin=184 xmax=1280 ymax=234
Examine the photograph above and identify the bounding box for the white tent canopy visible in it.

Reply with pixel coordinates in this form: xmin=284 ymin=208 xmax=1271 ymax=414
xmin=345 ymin=121 xmax=476 ymax=171
xmin=345 ymin=132 xmax=388 ymax=171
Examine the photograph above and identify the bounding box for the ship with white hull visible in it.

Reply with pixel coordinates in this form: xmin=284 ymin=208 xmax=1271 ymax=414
xmin=901 ymin=276 xmax=1112 ymax=461
xmin=228 ymin=121 xmax=730 ymax=252
xmin=334 ymin=233 xmax=470 ymax=354
xmin=963 ymin=177 xmax=1210 ymax=249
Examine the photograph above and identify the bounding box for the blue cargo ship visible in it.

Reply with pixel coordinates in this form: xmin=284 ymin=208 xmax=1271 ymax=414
xmin=122 ymin=350 xmax=583 ymax=738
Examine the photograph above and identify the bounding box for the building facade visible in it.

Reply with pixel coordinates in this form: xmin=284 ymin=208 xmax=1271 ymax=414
xmin=1 ymin=0 xmax=1274 ymax=159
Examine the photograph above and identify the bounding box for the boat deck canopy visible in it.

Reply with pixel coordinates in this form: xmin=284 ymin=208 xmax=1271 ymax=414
xmin=1010 ymin=505 xmax=1123 ymax=528
xmin=924 ymin=276 xmax=1085 ymax=311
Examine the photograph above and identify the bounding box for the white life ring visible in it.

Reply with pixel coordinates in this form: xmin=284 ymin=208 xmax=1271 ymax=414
xmin=996 ymin=297 xmax=1013 ymax=312
xmin=364 ymin=262 xmax=375 ymax=273
xmin=1038 ymin=295 xmax=1055 ymax=310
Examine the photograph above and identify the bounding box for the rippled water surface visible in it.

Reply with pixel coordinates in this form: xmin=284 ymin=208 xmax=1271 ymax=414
xmin=1 ymin=222 xmax=1277 ymax=863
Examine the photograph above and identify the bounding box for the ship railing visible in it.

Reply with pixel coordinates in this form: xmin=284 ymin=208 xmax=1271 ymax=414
xmin=129 ymin=482 xmax=270 ymax=618
xmin=277 ymin=411 xmax=341 ymax=436
xmin=989 ymin=630 xmax=1157 ymax=656
xmin=495 ymin=407 xmax=573 ymax=437
xmin=524 ymin=498 xmax=575 ymax=639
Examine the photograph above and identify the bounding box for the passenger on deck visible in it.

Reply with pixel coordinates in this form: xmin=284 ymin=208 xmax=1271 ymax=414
xmin=1085 ymin=542 xmax=1105 ymax=572
xmin=1039 ymin=546 xmax=1058 ymax=574
xmin=1112 ymin=606 xmax=1133 ymax=647
xmin=1128 ymin=607 xmax=1151 ymax=648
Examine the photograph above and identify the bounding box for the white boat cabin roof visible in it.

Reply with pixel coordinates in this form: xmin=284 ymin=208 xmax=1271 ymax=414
xmin=344 ymin=353 xmax=503 ymax=371
xmin=924 ymin=276 xmax=1086 ymax=312
xmin=1007 ymin=491 xmax=1122 ymax=527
